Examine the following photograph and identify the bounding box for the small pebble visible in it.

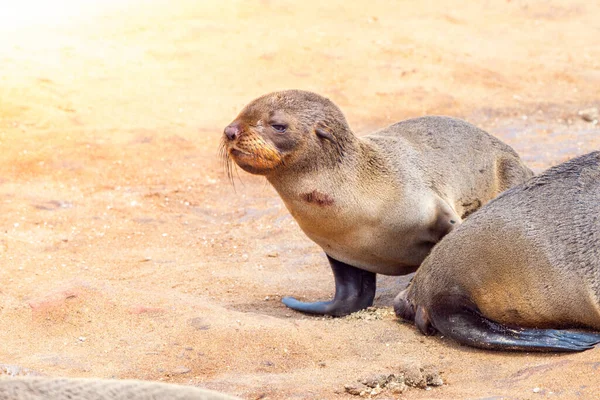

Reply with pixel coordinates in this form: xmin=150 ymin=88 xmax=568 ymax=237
xmin=533 ymin=387 xmax=541 ymax=393
xmin=578 ymin=107 xmax=599 ymax=123
xmin=344 ymin=384 xmax=362 ymax=396
xmin=171 ymin=366 xmax=191 ymax=375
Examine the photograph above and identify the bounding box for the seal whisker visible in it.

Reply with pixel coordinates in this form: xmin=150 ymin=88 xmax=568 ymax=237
xmin=218 ymin=138 xmax=236 ymax=190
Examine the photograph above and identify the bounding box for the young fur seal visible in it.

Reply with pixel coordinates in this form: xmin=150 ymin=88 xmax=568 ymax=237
xmin=0 ymin=377 xmax=240 ymax=400
xmin=222 ymin=90 xmax=533 ymax=316
xmin=395 ymin=151 xmax=600 ymax=352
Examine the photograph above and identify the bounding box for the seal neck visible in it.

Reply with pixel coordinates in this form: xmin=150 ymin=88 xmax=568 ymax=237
xmin=265 ymin=132 xmax=385 ymax=205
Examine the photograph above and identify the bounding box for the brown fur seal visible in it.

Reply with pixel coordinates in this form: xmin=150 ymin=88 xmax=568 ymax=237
xmin=0 ymin=377 xmax=240 ymax=400
xmin=222 ymin=90 xmax=533 ymax=316
xmin=395 ymin=151 xmax=600 ymax=352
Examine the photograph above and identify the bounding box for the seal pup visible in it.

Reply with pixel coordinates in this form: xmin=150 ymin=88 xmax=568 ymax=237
xmin=395 ymin=151 xmax=600 ymax=352
xmin=0 ymin=377 xmax=240 ymax=400
xmin=222 ymin=90 xmax=533 ymax=316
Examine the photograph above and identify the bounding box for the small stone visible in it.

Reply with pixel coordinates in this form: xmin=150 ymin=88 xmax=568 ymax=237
xmin=404 ymin=366 xmax=427 ymax=389
xmin=78 ymin=336 xmax=86 ymax=342
xmin=188 ymin=317 xmax=210 ymax=330
xmin=368 ymin=386 xmax=383 ymax=396
xmin=172 ymin=366 xmax=191 ymax=375
xmin=318 ymin=361 xmax=326 ymax=367
xmin=425 ymin=370 xmax=444 ymax=387
xmin=361 ymin=374 xmax=388 ymax=388
xmin=267 ymin=252 xmax=279 ymax=258
xmin=388 ymin=381 xmax=407 ymax=394
xmin=344 ymin=384 xmax=363 ymax=396
xmin=533 ymin=387 xmax=541 ymax=393
xmin=578 ymin=107 xmax=599 ymax=123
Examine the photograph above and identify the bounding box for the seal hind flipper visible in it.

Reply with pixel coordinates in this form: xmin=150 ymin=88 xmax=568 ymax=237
xmin=282 ymin=255 xmax=376 ymax=317
xmin=428 ymin=295 xmax=600 ymax=352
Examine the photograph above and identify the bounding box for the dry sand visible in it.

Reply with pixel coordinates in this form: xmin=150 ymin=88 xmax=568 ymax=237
xmin=1 ymin=0 xmax=600 ymax=398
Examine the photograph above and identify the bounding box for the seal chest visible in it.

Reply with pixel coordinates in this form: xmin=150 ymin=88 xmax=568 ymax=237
xmin=222 ymin=89 xmax=533 ymax=316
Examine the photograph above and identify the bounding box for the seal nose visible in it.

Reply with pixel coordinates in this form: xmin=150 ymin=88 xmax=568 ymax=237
xmin=224 ymin=123 xmax=241 ymax=141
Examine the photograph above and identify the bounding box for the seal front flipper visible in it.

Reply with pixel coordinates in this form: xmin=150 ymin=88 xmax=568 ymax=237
xmin=428 ymin=294 xmax=600 ymax=352
xmin=282 ymin=255 xmax=376 ymax=317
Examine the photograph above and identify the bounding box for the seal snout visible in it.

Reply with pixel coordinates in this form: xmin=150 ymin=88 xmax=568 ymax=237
xmin=224 ymin=122 xmax=242 ymax=141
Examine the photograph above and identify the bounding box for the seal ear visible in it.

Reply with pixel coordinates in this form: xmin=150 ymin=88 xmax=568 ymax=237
xmin=315 ymin=124 xmax=335 ymax=142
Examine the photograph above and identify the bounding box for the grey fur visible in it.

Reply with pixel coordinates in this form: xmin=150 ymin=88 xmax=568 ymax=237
xmin=401 ymin=151 xmax=600 ymax=332
xmin=0 ymin=377 xmax=240 ymax=400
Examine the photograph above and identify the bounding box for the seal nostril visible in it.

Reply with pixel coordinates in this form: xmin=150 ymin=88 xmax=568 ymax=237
xmin=224 ymin=124 xmax=240 ymax=140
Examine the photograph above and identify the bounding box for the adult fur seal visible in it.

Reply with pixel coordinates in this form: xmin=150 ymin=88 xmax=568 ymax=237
xmin=0 ymin=377 xmax=240 ymax=400
xmin=222 ymin=90 xmax=533 ymax=316
xmin=395 ymin=151 xmax=600 ymax=352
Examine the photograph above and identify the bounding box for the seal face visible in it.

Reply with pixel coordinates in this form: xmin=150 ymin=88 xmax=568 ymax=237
xmin=395 ymin=151 xmax=600 ymax=352
xmin=221 ymin=90 xmax=349 ymax=177
xmin=222 ymin=90 xmax=533 ymax=316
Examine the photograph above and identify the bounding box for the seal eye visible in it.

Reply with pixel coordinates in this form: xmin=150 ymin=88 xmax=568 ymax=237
xmin=271 ymin=124 xmax=287 ymax=133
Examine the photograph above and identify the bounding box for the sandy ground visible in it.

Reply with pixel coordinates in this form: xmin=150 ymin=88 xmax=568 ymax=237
xmin=1 ymin=0 xmax=600 ymax=399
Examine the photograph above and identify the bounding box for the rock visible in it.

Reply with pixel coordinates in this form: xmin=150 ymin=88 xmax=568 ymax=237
xmin=171 ymin=366 xmax=191 ymax=375
xmin=361 ymin=374 xmax=389 ymax=388
xmin=344 ymin=384 xmax=363 ymax=396
xmin=187 ymin=317 xmax=210 ymax=330
xmin=345 ymin=307 xmax=395 ymax=321
xmin=422 ymin=366 xmax=444 ymax=387
xmin=388 ymin=380 xmax=407 ymax=394
xmin=403 ymin=366 xmax=427 ymax=389
xmin=368 ymin=386 xmax=383 ymax=396
xmin=348 ymin=366 xmax=443 ymax=396
xmin=578 ymin=107 xmax=599 ymax=123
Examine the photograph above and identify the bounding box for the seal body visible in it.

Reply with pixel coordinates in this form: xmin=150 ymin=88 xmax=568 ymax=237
xmin=223 ymin=90 xmax=533 ymax=316
xmin=395 ymin=151 xmax=600 ymax=352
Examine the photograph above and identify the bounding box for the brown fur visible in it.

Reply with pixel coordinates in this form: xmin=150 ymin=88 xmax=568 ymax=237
xmin=223 ymin=90 xmax=533 ymax=276
xmin=397 ymin=151 xmax=600 ymax=333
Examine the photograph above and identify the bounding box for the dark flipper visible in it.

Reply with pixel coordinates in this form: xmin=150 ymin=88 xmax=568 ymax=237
xmin=429 ymin=294 xmax=600 ymax=352
xmin=282 ymin=255 xmax=376 ymax=317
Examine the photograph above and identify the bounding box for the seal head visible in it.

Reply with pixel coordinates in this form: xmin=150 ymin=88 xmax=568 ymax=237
xmin=222 ymin=90 xmax=351 ymax=176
